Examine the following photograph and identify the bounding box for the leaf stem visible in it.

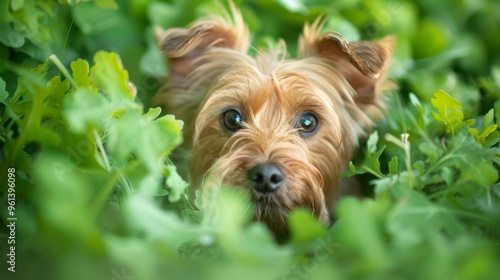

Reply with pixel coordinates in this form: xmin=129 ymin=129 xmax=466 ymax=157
xmin=424 ymin=135 xmax=467 ymax=176
xmin=91 ymin=171 xmax=119 ymax=219
xmin=61 ymin=15 xmax=76 ymax=63
xmin=402 ymin=134 xmax=414 ymax=189
xmin=49 ymin=54 xmax=77 ymax=89
xmin=362 ymin=166 xmax=385 ymax=179
xmin=93 ymin=129 xmax=111 ymax=171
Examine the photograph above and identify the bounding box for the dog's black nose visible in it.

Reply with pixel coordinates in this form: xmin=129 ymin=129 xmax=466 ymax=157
xmin=248 ymin=163 xmax=284 ymax=193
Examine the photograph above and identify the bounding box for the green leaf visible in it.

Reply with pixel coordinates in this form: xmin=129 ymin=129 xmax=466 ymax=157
xmin=483 ymin=109 xmax=495 ymax=126
xmin=409 ymin=92 xmax=425 ymax=126
xmin=44 ymin=76 xmax=70 ymax=114
xmin=484 ymin=131 xmax=500 ymax=148
xmin=0 ymin=77 xmax=8 ymax=102
xmin=7 ymin=0 xmax=56 ymax=48
xmin=107 ymin=111 xmax=183 ymax=173
xmin=349 ymin=161 xmax=357 ymax=172
xmin=123 ymin=194 xmax=203 ymax=245
xmin=218 ymin=222 xmax=290 ymax=264
xmin=70 ymin=58 xmax=90 ymax=88
xmin=288 ymin=209 xmax=327 ymax=245
xmin=367 ymin=130 xmax=379 ymax=154
xmin=166 ymin=165 xmax=189 ymax=203
xmin=413 ymin=160 xmax=425 ymax=175
xmin=418 ymin=142 xmax=441 ymax=165
xmin=479 ymin=126 xmax=498 ymax=142
xmin=431 ymin=89 xmax=464 ymax=135
xmin=461 ymin=159 xmax=498 ymax=186
xmin=4 ymin=60 xmax=64 ymax=165
xmin=210 ymin=187 xmax=252 ymax=232
xmin=347 ymin=131 xmax=386 ymax=178
xmin=90 ymin=51 xmax=134 ymax=101
xmin=343 ymin=132 xmax=386 ymax=178
xmin=389 ymin=156 xmax=399 ymax=176
xmin=469 ymin=109 xmax=498 ymax=145
xmin=463 ymin=118 xmax=476 ymax=127
xmin=32 ymin=151 xmax=104 ymax=245
xmin=336 ymin=198 xmax=388 ymax=264
xmin=433 ymin=133 xmax=499 ymax=187
xmin=387 ymin=184 xmax=467 ymax=246
xmin=64 ymin=88 xmax=115 ymax=133
xmin=208 ymin=188 xmax=290 ymax=264
xmin=25 ymin=126 xmax=60 ymax=146
xmin=343 ymin=161 xmax=365 ymax=178
xmin=364 ymin=145 xmax=386 ymax=179
xmin=440 ymin=166 xmax=453 ymax=186
xmin=143 ymin=107 xmax=162 ymax=121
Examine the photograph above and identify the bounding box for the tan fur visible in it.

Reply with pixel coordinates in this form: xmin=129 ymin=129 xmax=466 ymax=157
xmin=155 ymin=6 xmax=393 ymax=236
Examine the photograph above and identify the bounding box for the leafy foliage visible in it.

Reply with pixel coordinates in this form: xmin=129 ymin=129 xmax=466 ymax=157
xmin=1 ymin=0 xmax=500 ymax=280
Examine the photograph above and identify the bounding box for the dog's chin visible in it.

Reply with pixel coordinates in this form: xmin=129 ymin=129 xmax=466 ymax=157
xmin=253 ymin=198 xmax=291 ymax=238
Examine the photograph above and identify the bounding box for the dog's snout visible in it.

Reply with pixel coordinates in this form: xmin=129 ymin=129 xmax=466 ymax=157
xmin=248 ymin=163 xmax=284 ymax=193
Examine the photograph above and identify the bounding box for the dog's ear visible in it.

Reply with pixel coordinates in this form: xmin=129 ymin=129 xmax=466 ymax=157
xmin=156 ymin=11 xmax=249 ymax=89
xmin=300 ymin=27 xmax=394 ymax=104
xmin=317 ymin=34 xmax=393 ymax=102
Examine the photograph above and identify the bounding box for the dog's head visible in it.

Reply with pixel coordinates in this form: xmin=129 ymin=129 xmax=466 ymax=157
xmin=155 ymin=7 xmax=393 ymax=236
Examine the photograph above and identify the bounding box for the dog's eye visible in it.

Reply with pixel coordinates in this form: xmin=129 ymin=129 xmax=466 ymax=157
xmin=296 ymin=112 xmax=319 ymax=135
xmin=222 ymin=109 xmax=243 ymax=132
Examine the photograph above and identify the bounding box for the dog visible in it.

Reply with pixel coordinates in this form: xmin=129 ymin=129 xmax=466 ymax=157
xmin=154 ymin=6 xmax=393 ymax=236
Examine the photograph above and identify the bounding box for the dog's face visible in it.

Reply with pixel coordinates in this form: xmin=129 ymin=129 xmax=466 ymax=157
xmin=155 ymin=8 xmax=393 ymax=236
xmin=190 ymin=68 xmax=342 ymax=234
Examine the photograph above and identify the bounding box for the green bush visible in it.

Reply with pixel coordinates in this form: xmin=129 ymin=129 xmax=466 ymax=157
xmin=1 ymin=0 xmax=499 ymax=279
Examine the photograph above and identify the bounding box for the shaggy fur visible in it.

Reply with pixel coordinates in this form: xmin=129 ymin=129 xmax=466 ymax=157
xmin=155 ymin=6 xmax=393 ymax=236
